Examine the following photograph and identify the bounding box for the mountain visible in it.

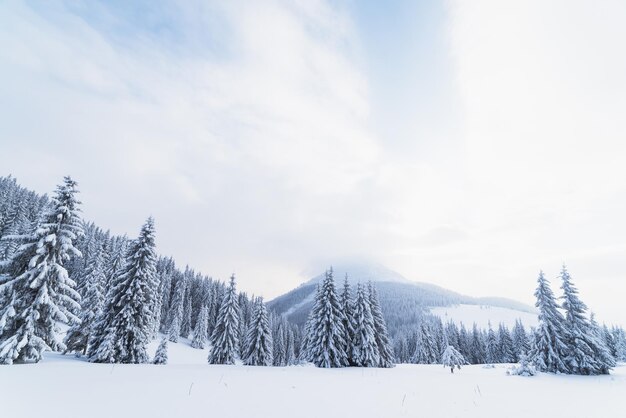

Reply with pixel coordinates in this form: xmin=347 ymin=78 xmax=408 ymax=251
xmin=267 ymin=261 xmax=537 ymax=337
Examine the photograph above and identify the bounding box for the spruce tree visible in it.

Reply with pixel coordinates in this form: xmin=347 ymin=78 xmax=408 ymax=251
xmin=441 ymin=345 xmax=466 ymax=373
xmin=497 ymin=323 xmax=515 ymax=363
xmin=305 ymin=268 xmax=348 ymax=368
xmin=64 ymin=244 xmax=106 ymax=355
xmin=180 ymin=284 xmax=192 ymax=338
xmin=208 ymin=274 xmax=240 ymax=365
xmin=153 ymin=338 xmax=168 ymax=365
xmin=512 ymin=319 xmax=529 ymax=362
xmin=167 ymin=279 xmax=185 ymax=343
xmin=340 ymin=274 xmax=355 ymax=364
xmin=242 ymin=297 xmax=273 ymax=366
xmin=485 ymin=322 xmax=498 ymax=363
xmin=351 ymin=283 xmax=379 ymax=367
xmin=560 ymin=266 xmax=614 ymax=375
xmin=368 ymin=282 xmax=395 ymax=368
xmin=273 ymin=322 xmax=286 ymax=366
xmin=0 ymin=176 xmax=83 ymax=364
xmin=470 ymin=324 xmax=487 ymax=364
xmin=191 ymin=306 xmax=209 ymax=349
xmin=89 ymin=218 xmax=157 ymax=364
xmin=528 ymin=270 xmax=568 ymax=373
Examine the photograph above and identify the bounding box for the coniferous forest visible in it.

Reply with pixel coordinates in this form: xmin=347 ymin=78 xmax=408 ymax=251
xmin=0 ymin=175 xmax=625 ymax=373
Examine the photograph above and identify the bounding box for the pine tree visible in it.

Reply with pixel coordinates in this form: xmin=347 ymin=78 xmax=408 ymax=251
xmin=208 ymin=274 xmax=240 ymax=365
xmin=180 ymin=283 xmax=192 ymax=338
xmin=497 ymin=323 xmax=515 ymax=363
xmin=285 ymin=327 xmax=295 ymax=365
xmin=528 ymin=270 xmax=568 ymax=373
xmin=167 ymin=279 xmax=185 ymax=343
xmin=512 ymin=319 xmax=529 ymax=362
xmin=560 ymin=266 xmax=614 ymax=375
xmin=340 ymin=274 xmax=355 ymax=364
xmin=153 ymin=338 xmax=168 ymax=365
xmin=191 ymin=306 xmax=209 ymax=349
xmin=273 ymin=322 xmax=286 ymax=366
xmin=88 ymin=218 xmax=157 ymax=364
xmin=469 ymin=323 xmax=487 ymax=364
xmin=368 ymin=282 xmax=395 ymax=368
xmin=351 ymin=283 xmax=379 ymax=367
xmin=485 ymin=322 xmax=498 ymax=363
xmin=0 ymin=176 xmax=83 ymax=364
xmin=441 ymin=345 xmax=466 ymax=373
xmin=305 ymin=268 xmax=348 ymax=368
xmin=242 ymin=297 xmax=273 ymax=366
xmin=64 ymin=244 xmax=106 ymax=355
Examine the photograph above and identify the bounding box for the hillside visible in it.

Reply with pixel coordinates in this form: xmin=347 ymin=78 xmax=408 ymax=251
xmin=268 ymin=262 xmax=537 ymax=336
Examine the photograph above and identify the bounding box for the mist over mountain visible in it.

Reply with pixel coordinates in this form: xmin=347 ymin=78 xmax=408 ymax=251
xmin=268 ymin=261 xmax=537 ymax=337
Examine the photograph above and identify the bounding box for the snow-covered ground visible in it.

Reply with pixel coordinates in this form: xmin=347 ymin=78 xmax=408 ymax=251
xmin=1 ymin=340 xmax=624 ymax=418
xmin=430 ymin=304 xmax=538 ymax=329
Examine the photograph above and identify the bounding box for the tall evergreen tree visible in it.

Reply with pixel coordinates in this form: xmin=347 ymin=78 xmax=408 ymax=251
xmin=208 ymin=274 xmax=240 ymax=365
xmin=497 ymin=323 xmax=515 ymax=363
xmin=273 ymin=321 xmax=286 ymax=366
xmin=485 ymin=322 xmax=498 ymax=363
xmin=512 ymin=319 xmax=529 ymax=362
xmin=89 ymin=218 xmax=157 ymax=364
xmin=560 ymin=266 xmax=614 ymax=375
xmin=528 ymin=270 xmax=568 ymax=373
xmin=305 ymin=268 xmax=348 ymax=368
xmin=191 ymin=306 xmax=209 ymax=349
xmin=351 ymin=283 xmax=379 ymax=367
xmin=166 ymin=278 xmax=185 ymax=342
xmin=0 ymin=176 xmax=83 ymax=364
xmin=340 ymin=274 xmax=356 ymax=364
xmin=64 ymin=244 xmax=107 ymax=355
xmin=180 ymin=280 xmax=193 ymax=338
xmin=368 ymin=282 xmax=395 ymax=368
xmin=153 ymin=338 xmax=168 ymax=365
xmin=243 ymin=297 xmax=273 ymax=366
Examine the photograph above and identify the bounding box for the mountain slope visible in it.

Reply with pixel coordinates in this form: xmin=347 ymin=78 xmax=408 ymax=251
xmin=268 ymin=263 xmax=537 ymax=336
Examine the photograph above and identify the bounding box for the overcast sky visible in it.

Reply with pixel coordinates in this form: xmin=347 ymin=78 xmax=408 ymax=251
xmin=1 ymin=0 xmax=625 ymax=325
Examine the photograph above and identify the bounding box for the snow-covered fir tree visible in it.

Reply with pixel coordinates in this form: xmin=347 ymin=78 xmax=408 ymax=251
xmin=88 ymin=217 xmax=157 ymax=364
xmin=180 ymin=278 xmax=193 ymax=338
xmin=305 ymin=268 xmax=348 ymax=368
xmin=208 ymin=274 xmax=240 ymax=365
xmin=528 ymin=270 xmax=568 ymax=373
xmin=485 ymin=322 xmax=498 ymax=364
xmin=441 ymin=345 xmax=466 ymax=373
xmin=0 ymin=176 xmax=83 ymax=364
xmin=153 ymin=338 xmax=168 ymax=365
xmin=497 ymin=323 xmax=515 ymax=363
xmin=242 ymin=297 xmax=273 ymax=366
xmin=368 ymin=282 xmax=395 ymax=368
xmin=559 ymin=266 xmax=614 ymax=375
xmin=191 ymin=305 xmax=209 ymax=349
xmin=512 ymin=319 xmax=529 ymax=362
xmin=340 ymin=274 xmax=355 ymax=364
xmin=351 ymin=283 xmax=379 ymax=367
xmin=470 ymin=323 xmax=487 ymax=364
xmin=167 ymin=279 xmax=185 ymax=343
xmin=273 ymin=321 xmax=286 ymax=366
xmin=64 ymin=244 xmax=107 ymax=355
xmin=285 ymin=327 xmax=295 ymax=365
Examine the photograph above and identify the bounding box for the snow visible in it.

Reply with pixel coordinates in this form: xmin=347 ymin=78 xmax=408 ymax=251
xmin=1 ymin=339 xmax=625 ymax=418
xmin=430 ymin=304 xmax=538 ymax=329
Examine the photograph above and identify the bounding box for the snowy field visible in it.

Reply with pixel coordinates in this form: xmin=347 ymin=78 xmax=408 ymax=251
xmin=430 ymin=304 xmax=538 ymax=329
xmin=1 ymin=340 xmax=625 ymax=418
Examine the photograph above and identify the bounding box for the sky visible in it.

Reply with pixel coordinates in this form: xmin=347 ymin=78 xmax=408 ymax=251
xmin=1 ymin=0 xmax=625 ymax=325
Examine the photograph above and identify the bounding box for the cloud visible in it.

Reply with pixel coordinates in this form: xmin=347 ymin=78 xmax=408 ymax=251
xmin=446 ymin=0 xmax=626 ymax=324
xmin=0 ymin=0 xmax=387 ymax=293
